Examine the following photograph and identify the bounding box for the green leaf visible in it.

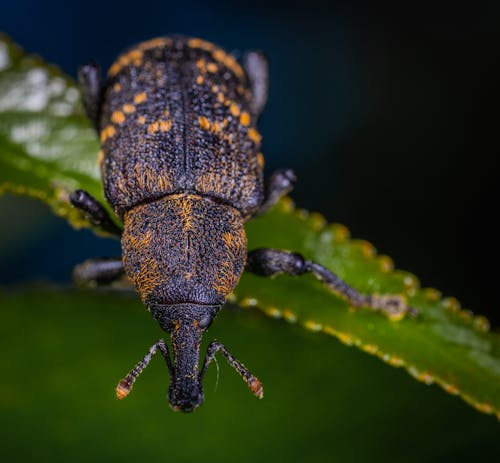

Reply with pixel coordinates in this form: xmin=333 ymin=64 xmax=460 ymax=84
xmin=1 ymin=33 xmax=499 ymax=420
xmin=0 ymin=33 xmax=104 ymax=231
xmin=0 ymin=288 xmax=499 ymax=463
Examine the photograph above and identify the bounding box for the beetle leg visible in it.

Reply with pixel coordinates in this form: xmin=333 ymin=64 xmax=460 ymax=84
xmin=72 ymin=257 xmax=125 ymax=286
xmin=78 ymin=61 xmax=103 ymax=131
xmin=116 ymin=339 xmax=173 ymax=400
xmin=243 ymin=51 xmax=268 ymax=119
xmin=246 ymin=248 xmax=417 ymax=318
xmin=255 ymin=169 xmax=296 ymax=216
xmin=70 ymin=189 xmax=122 ymax=236
xmin=200 ymin=341 xmax=263 ymax=399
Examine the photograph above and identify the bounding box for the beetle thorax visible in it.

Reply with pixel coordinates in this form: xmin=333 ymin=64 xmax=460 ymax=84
xmin=121 ymin=194 xmax=247 ymax=306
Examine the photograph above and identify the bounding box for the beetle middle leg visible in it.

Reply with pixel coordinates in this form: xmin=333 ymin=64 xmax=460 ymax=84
xmin=246 ymin=248 xmax=417 ymax=318
xmin=70 ymin=189 xmax=122 ymax=236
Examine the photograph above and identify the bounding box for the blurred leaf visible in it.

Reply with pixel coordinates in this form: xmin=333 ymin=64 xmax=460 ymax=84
xmin=0 ymin=288 xmax=499 ymax=463
xmin=1 ymin=33 xmax=499 ymax=420
xmin=0 ymin=33 xmax=104 ymax=231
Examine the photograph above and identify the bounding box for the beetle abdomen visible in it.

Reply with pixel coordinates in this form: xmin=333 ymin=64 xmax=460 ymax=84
xmin=100 ymin=37 xmax=264 ymax=218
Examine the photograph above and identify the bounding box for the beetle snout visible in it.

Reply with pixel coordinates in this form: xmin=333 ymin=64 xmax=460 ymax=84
xmin=168 ymin=386 xmax=204 ymax=413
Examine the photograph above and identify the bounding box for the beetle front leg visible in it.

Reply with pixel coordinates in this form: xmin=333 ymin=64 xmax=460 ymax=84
xmin=78 ymin=61 xmax=103 ymax=131
xmin=246 ymin=248 xmax=417 ymax=319
xmin=255 ymin=169 xmax=296 ymax=216
xmin=72 ymin=257 xmax=124 ymax=286
xmin=70 ymin=189 xmax=122 ymax=236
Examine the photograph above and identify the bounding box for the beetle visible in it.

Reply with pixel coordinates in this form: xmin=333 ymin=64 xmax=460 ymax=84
xmin=71 ymin=36 xmax=414 ymax=413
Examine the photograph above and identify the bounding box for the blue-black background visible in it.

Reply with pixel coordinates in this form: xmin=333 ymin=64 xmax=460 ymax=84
xmin=1 ymin=1 xmax=498 ymax=326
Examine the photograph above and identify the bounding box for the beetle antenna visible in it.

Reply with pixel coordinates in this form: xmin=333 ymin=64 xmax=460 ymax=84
xmin=200 ymin=340 xmax=263 ymax=399
xmin=116 ymin=339 xmax=172 ymax=399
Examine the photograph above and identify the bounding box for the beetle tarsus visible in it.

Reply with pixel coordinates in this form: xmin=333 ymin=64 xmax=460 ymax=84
xmin=116 ymin=339 xmax=172 ymax=400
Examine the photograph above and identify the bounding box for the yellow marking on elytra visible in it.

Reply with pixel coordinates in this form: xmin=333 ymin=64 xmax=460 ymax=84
xmin=198 ymin=116 xmax=226 ymax=135
xmin=196 ymin=59 xmax=206 ymax=72
xmin=138 ymin=37 xmax=172 ymax=51
xmin=188 ymin=38 xmax=215 ymax=52
xmin=138 ymin=115 xmax=146 ymax=124
xmin=123 ymin=104 xmax=136 ymax=114
xmin=113 ymin=83 xmax=122 ymax=92
xmin=257 ymin=152 xmax=265 ymax=168
xmin=198 ymin=116 xmax=210 ymax=130
xmin=196 ymin=75 xmax=204 ymax=85
xmin=217 ymin=92 xmax=225 ymax=103
xmin=211 ymin=85 xmax=219 ymax=93
xmin=109 ymin=48 xmax=144 ymax=77
xmin=206 ymin=62 xmax=218 ymax=73
xmin=111 ymin=111 xmax=125 ymax=124
xmin=212 ymin=48 xmax=244 ymax=79
xmin=100 ymin=125 xmax=116 ymax=142
xmin=147 ymin=119 xmax=172 ymax=134
xmin=97 ymin=149 xmax=105 ymax=167
xmin=134 ymin=92 xmax=147 ymax=104
xmin=147 ymin=121 xmax=159 ymax=134
xmin=229 ymin=103 xmax=240 ymax=117
xmin=239 ymin=112 xmax=251 ymax=126
xmin=248 ymin=128 xmax=262 ymax=144
xmin=159 ymin=120 xmax=173 ymax=132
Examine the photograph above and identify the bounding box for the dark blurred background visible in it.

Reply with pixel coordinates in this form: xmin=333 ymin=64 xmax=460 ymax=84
xmin=1 ymin=1 xmax=498 ymax=325
xmin=1 ymin=2 xmax=500 ymax=462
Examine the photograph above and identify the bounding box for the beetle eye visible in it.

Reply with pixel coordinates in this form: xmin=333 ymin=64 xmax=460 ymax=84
xmin=199 ymin=314 xmax=213 ymax=329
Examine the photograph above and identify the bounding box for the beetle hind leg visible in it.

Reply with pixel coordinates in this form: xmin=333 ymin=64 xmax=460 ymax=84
xmin=246 ymin=248 xmax=417 ymax=319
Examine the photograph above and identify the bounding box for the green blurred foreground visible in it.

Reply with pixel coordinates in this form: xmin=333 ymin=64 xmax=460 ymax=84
xmin=0 ymin=289 xmax=498 ymax=463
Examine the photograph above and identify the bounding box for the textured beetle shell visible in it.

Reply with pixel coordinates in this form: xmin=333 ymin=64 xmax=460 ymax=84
xmin=122 ymin=194 xmax=246 ymax=305
xmin=100 ymin=36 xmax=264 ymax=219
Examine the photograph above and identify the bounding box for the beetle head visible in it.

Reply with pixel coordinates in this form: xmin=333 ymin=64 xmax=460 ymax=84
xmin=151 ymin=303 xmax=220 ymax=412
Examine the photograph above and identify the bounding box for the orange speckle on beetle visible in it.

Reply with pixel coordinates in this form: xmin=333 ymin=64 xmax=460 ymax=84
xmin=123 ymin=104 xmax=135 ymax=114
xmin=229 ymin=103 xmax=240 ymax=117
xmin=137 ymin=115 xmax=146 ymax=124
xmin=257 ymin=152 xmax=265 ymax=168
xmin=248 ymin=128 xmax=261 ymax=144
xmin=113 ymin=83 xmax=122 ymax=92
xmin=134 ymin=92 xmax=147 ymax=104
xmin=100 ymin=125 xmax=116 ymax=142
xmin=159 ymin=120 xmax=173 ymax=132
xmin=206 ymin=62 xmax=218 ymax=73
xmin=196 ymin=75 xmax=204 ymax=85
xmin=198 ymin=116 xmax=211 ymax=130
xmin=239 ymin=112 xmax=251 ymax=126
xmin=111 ymin=111 xmax=125 ymax=124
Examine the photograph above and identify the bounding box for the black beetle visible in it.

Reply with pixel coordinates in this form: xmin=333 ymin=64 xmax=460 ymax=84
xmin=71 ymin=36 xmax=414 ymax=413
